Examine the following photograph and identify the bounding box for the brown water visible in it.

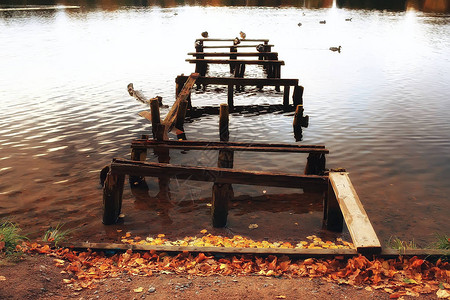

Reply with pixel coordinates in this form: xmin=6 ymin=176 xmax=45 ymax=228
xmin=0 ymin=5 xmax=449 ymax=246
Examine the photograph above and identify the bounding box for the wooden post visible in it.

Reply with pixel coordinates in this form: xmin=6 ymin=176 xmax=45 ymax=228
xmin=194 ymin=41 xmax=206 ymax=76
xmin=213 ymin=104 xmax=234 ymax=227
xmin=129 ymin=134 xmax=148 ymax=187
xmin=283 ymin=85 xmax=290 ymax=109
xmin=293 ymin=85 xmax=304 ymax=106
xmin=175 ymin=100 xmax=188 ymax=140
xmin=293 ymin=104 xmax=304 ymax=142
xmin=155 ymin=124 xmax=167 ymax=141
xmin=227 ymin=84 xmax=234 ymax=111
xmin=150 ymin=98 xmax=161 ymax=140
xmin=304 ymin=153 xmax=326 ymax=175
xmin=324 ymin=178 xmax=344 ymax=232
xmin=103 ymin=171 xmax=125 ymax=225
xmin=230 ymin=46 xmax=237 ymax=73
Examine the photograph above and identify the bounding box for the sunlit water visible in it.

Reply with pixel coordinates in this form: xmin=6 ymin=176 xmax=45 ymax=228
xmin=0 ymin=6 xmax=449 ymax=246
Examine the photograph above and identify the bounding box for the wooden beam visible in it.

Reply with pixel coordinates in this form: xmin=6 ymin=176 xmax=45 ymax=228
xmin=59 ymin=242 xmax=358 ymax=257
xmin=202 ymin=44 xmax=274 ymax=49
xmin=186 ymin=59 xmax=284 ymax=65
xmin=195 ymin=38 xmax=270 ymax=43
xmin=110 ymin=159 xmax=328 ymax=190
xmin=55 ymin=242 xmax=450 ymax=258
xmin=162 ymin=73 xmax=198 ymax=133
xmin=131 ymin=140 xmax=329 ymax=154
xmin=329 ymin=172 xmax=382 ymax=254
xmin=176 ymin=75 xmax=298 ymax=87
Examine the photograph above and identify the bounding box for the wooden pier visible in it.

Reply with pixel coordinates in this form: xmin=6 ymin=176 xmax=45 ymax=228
xmin=103 ymin=36 xmax=382 ymax=256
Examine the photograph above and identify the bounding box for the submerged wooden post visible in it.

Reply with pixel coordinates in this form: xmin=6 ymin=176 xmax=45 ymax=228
xmin=283 ymin=85 xmax=290 ymax=108
xmin=150 ymin=98 xmax=161 ymax=139
xmin=304 ymin=152 xmax=326 ymax=175
xmin=227 ymin=84 xmax=234 ymax=111
xmin=230 ymin=46 xmax=237 ymax=73
xmin=324 ymin=178 xmax=344 ymax=232
xmin=129 ymin=134 xmax=148 ymax=187
xmin=103 ymin=171 xmax=125 ymax=225
xmin=175 ymin=100 xmax=188 ymax=140
xmin=293 ymin=105 xmax=304 ymax=142
xmin=293 ymin=85 xmax=304 ymax=107
xmin=213 ymin=104 xmax=234 ymax=227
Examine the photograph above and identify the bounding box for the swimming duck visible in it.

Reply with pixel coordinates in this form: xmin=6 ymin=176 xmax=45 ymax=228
xmin=329 ymin=46 xmax=341 ymax=52
xmin=345 ymin=18 xmax=352 ymax=21
xmin=297 ymin=22 xmax=302 ymax=26
xmin=201 ymin=31 xmax=208 ymax=38
xmin=319 ymin=20 xmax=326 ymax=24
xmin=239 ymin=31 xmax=246 ymax=39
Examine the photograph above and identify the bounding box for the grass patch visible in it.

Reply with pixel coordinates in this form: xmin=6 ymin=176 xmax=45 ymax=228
xmin=42 ymin=223 xmax=72 ymax=246
xmin=387 ymin=236 xmax=417 ymax=251
xmin=429 ymin=233 xmax=450 ymax=250
xmin=0 ymin=220 xmax=27 ymax=254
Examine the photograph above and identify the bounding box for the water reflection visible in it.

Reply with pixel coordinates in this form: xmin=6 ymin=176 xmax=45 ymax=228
xmin=1 ymin=0 xmax=448 ymax=11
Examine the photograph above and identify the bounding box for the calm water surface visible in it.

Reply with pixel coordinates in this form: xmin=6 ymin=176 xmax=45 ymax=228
xmin=0 ymin=6 xmax=449 ymax=245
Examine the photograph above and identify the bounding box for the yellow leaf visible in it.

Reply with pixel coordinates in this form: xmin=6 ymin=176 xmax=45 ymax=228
xmin=157 ymin=234 xmax=165 ymax=238
xmin=63 ymin=279 xmax=72 ymax=284
xmin=0 ymin=276 xmax=6 ymax=281
xmin=436 ymin=289 xmax=450 ymax=299
xmin=200 ymin=229 xmax=207 ymax=234
xmin=134 ymin=287 xmax=144 ymax=293
xmin=276 ymin=296 xmax=286 ymax=299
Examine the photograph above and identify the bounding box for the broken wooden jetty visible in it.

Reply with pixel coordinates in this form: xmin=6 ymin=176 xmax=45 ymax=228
xmin=101 ymin=37 xmax=382 ymax=256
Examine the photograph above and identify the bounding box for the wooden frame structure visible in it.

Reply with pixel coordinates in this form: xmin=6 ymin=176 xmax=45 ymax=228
xmin=103 ymin=134 xmax=381 ymax=254
xmin=105 ymin=39 xmax=383 ymax=256
xmin=175 ymin=75 xmax=304 ymax=112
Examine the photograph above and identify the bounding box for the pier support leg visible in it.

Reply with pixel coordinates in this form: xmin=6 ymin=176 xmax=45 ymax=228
xmin=103 ymin=171 xmax=125 ymax=225
xmin=304 ymin=152 xmax=326 ymax=175
xmin=293 ymin=85 xmax=304 ymax=107
xmin=212 ymin=104 xmax=234 ymax=227
xmin=129 ymin=134 xmax=148 ymax=187
xmin=227 ymin=85 xmax=234 ymax=112
xmin=323 ymin=180 xmax=344 ymax=232
xmin=283 ymin=85 xmax=290 ymax=109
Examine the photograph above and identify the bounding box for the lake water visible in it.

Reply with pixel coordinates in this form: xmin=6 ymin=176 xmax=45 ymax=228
xmin=0 ymin=4 xmax=449 ymax=246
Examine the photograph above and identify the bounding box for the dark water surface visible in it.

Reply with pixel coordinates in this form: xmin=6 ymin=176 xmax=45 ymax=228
xmin=1 ymin=5 xmax=449 ymax=246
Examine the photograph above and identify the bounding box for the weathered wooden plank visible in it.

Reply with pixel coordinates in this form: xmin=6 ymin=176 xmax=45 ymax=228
xmin=188 ymin=52 xmax=278 ymax=57
xmin=176 ymin=75 xmax=298 ymax=87
xmin=110 ymin=159 xmax=328 ymax=190
xmin=162 ymin=73 xmax=198 ymax=133
xmin=131 ymin=140 xmax=328 ymax=154
xmin=186 ymin=59 xmax=284 ymax=65
xmin=329 ymin=172 xmax=382 ymax=253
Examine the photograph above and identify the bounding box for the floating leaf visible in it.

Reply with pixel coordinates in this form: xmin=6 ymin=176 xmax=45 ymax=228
xmin=248 ymin=224 xmax=258 ymax=229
